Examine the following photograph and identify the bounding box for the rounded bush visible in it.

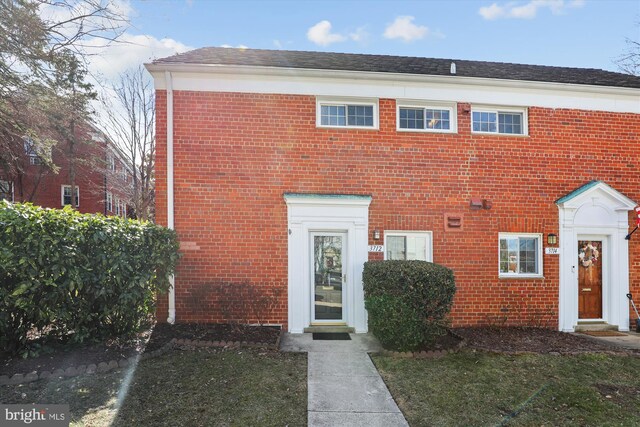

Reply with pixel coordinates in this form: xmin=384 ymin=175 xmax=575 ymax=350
xmin=363 ymin=260 xmax=456 ymax=351
xmin=0 ymin=201 xmax=180 ymax=355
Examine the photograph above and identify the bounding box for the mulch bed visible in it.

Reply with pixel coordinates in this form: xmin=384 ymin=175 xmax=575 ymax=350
xmin=454 ymin=327 xmax=640 ymax=354
xmin=1 ymin=323 xmax=281 ymax=377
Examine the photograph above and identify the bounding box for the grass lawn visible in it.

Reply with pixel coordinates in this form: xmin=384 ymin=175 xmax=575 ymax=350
xmin=372 ymin=351 xmax=640 ymax=426
xmin=0 ymin=348 xmax=307 ymax=426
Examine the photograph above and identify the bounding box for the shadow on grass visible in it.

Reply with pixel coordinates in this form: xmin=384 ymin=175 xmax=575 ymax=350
xmin=1 ymin=348 xmax=307 ymax=427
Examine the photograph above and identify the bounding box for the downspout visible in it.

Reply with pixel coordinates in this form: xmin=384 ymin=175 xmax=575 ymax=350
xmin=166 ymin=71 xmax=176 ymax=325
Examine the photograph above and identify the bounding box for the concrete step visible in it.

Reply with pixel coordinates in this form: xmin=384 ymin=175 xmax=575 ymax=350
xmin=575 ymin=322 xmax=619 ymax=332
xmin=304 ymin=325 xmax=355 ymax=333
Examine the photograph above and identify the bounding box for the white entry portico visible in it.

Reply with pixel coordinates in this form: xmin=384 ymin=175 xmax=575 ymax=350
xmin=284 ymin=193 xmax=371 ymax=333
xmin=557 ymin=181 xmax=636 ymax=332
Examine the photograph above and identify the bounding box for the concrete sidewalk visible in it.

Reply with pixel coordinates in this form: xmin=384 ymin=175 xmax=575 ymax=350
xmin=280 ymin=333 xmax=409 ymax=427
xmin=577 ymin=330 xmax=640 ymax=350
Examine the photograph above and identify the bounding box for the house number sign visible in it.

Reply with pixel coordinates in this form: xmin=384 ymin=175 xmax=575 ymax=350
xmin=368 ymin=245 xmax=384 ymax=253
xmin=545 ymin=247 xmax=560 ymax=255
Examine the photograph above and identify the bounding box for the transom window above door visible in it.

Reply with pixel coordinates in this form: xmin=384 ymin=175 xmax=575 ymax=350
xmin=384 ymin=231 xmax=433 ymax=261
xmin=316 ymin=97 xmax=378 ymax=129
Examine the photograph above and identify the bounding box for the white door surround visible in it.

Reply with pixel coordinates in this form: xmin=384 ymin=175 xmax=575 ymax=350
xmin=284 ymin=193 xmax=371 ymax=333
xmin=557 ymin=181 xmax=636 ymax=332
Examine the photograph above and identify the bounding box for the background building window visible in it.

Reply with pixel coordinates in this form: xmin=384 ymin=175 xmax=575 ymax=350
xmin=61 ymin=185 xmax=80 ymax=206
xmin=0 ymin=180 xmax=13 ymax=201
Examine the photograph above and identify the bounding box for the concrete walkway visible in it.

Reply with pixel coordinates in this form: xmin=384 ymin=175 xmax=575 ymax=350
xmin=280 ymin=333 xmax=409 ymax=427
xmin=577 ymin=330 xmax=640 ymax=350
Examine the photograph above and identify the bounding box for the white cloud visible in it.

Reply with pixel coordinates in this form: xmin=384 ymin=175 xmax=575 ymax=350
xmin=307 ymin=20 xmax=347 ymax=46
xmin=349 ymin=27 xmax=369 ymax=43
xmin=479 ymin=0 xmax=585 ymax=20
xmin=85 ymin=33 xmax=193 ymax=81
xmin=383 ymin=16 xmax=429 ymax=42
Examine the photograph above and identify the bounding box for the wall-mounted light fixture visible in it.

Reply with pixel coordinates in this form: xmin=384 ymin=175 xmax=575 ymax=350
xmin=547 ymin=233 xmax=557 ymax=245
xmin=373 ymin=229 xmax=381 ymax=240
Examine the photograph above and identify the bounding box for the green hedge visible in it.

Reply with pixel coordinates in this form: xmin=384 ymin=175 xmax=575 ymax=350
xmin=363 ymin=260 xmax=456 ymax=351
xmin=0 ymin=201 xmax=179 ymax=355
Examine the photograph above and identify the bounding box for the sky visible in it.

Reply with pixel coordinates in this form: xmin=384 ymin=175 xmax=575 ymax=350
xmin=94 ymin=0 xmax=640 ymax=80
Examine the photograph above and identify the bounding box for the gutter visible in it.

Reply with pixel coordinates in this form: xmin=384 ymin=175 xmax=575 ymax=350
xmin=165 ymin=70 xmax=176 ymax=325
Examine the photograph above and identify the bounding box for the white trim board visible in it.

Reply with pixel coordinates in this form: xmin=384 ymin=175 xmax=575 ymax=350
xmin=146 ymin=66 xmax=640 ymax=114
xmin=285 ymin=194 xmax=371 ymax=333
xmin=556 ymin=182 xmax=636 ymax=332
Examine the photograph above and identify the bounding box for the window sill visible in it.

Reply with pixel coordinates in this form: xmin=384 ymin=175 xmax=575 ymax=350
xmin=499 ymin=274 xmax=544 ymax=280
xmin=471 ymin=132 xmax=529 ymax=137
xmin=317 ymin=125 xmax=379 ymax=131
xmin=397 ymin=128 xmax=457 ymax=134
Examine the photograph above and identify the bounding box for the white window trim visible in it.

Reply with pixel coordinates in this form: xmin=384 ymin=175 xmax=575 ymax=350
xmin=316 ymin=97 xmax=379 ymax=130
xmin=106 ymin=192 xmax=113 ymax=212
xmin=396 ymin=100 xmax=457 ymax=133
xmin=384 ymin=231 xmax=433 ymax=262
xmin=61 ymin=185 xmax=80 ymax=207
xmin=471 ymin=105 xmax=528 ymax=136
xmin=498 ymin=232 xmax=543 ymax=278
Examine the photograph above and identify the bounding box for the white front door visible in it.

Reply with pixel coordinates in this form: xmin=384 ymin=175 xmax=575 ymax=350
xmin=311 ymin=232 xmax=347 ymax=323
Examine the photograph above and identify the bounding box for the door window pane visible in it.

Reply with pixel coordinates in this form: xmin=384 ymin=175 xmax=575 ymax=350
xmin=314 ymin=235 xmax=343 ymax=320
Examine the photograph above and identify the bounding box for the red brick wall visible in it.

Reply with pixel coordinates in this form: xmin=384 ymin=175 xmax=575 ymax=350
xmin=156 ymin=90 xmax=640 ymax=328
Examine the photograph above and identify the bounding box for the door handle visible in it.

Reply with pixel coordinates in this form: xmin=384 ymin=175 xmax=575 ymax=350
xmin=582 ymin=288 xmax=591 ymax=292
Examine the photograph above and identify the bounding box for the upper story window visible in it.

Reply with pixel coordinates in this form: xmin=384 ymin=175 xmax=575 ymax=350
xmin=472 ymin=106 xmax=527 ymax=135
xmin=107 ymin=154 xmax=116 ymax=172
xmin=384 ymin=231 xmax=433 ymax=262
xmin=316 ymin=97 xmax=378 ymax=129
xmin=397 ymin=101 xmax=457 ymax=133
xmin=61 ymin=185 xmax=80 ymax=207
xmin=24 ymin=137 xmax=44 ymax=165
xmin=106 ymin=192 xmax=113 ymax=212
xmin=498 ymin=233 xmax=542 ymax=278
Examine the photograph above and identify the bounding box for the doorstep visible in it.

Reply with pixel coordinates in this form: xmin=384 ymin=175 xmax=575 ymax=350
xmin=574 ymin=321 xmax=618 ymax=332
xmin=304 ymin=325 xmax=355 ymax=334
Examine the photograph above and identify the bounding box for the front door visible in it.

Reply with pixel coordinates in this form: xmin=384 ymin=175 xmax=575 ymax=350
xmin=311 ymin=232 xmax=346 ymax=323
xmin=578 ymin=239 xmax=603 ymax=319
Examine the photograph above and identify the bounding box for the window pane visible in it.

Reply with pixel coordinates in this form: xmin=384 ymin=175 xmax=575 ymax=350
xmin=472 ymin=111 xmax=497 ymax=133
xmin=321 ymin=104 xmax=347 ymax=126
xmin=519 ymin=237 xmax=538 ymax=273
xmin=406 ymin=236 xmax=427 ymax=260
xmin=347 ymin=105 xmax=373 ymax=127
xmin=425 ymin=109 xmax=450 ymax=130
xmin=387 ymin=236 xmax=406 ymax=260
xmin=399 ymin=108 xmax=424 ymax=129
xmin=498 ymin=113 xmax=523 ymax=134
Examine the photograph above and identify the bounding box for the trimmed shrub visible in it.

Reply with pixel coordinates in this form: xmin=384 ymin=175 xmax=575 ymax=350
xmin=0 ymin=201 xmax=179 ymax=355
xmin=363 ymin=260 xmax=456 ymax=351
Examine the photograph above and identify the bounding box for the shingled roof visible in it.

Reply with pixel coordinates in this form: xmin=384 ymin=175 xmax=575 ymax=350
xmin=152 ymin=47 xmax=640 ymax=89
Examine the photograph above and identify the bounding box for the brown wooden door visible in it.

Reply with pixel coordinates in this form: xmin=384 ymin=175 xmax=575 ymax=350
xmin=578 ymin=240 xmax=603 ymax=319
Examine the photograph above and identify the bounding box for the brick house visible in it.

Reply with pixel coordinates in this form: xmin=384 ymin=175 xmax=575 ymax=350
xmin=1 ymin=123 xmax=132 ymax=218
xmin=145 ymin=48 xmax=640 ymax=333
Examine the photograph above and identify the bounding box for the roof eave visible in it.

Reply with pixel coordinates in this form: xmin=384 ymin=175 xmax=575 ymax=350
xmin=143 ymin=62 xmax=640 ymax=96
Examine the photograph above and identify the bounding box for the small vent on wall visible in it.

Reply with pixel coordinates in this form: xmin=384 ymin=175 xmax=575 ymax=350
xmin=444 ymin=213 xmax=464 ymax=232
